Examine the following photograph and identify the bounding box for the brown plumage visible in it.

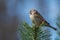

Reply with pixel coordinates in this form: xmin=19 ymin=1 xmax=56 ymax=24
xmin=29 ymin=9 xmax=57 ymax=30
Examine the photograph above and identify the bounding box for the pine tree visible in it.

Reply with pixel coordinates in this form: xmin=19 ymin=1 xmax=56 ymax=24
xmin=19 ymin=22 xmax=51 ymax=40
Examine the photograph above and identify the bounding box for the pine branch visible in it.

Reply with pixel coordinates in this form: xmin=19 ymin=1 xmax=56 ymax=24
xmin=19 ymin=22 xmax=51 ymax=40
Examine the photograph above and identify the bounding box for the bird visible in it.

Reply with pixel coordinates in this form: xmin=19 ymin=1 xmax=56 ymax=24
xmin=29 ymin=9 xmax=57 ymax=30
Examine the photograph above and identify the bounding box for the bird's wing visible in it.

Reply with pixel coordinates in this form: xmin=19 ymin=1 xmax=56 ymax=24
xmin=34 ymin=13 xmax=49 ymax=25
xmin=34 ymin=13 xmax=44 ymax=26
xmin=34 ymin=13 xmax=44 ymax=21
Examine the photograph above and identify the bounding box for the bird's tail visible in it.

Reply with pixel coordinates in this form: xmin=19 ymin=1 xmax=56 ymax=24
xmin=45 ymin=25 xmax=57 ymax=30
xmin=44 ymin=21 xmax=57 ymax=30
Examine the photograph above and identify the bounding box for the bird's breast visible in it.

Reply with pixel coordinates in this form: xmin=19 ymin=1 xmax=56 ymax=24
xmin=30 ymin=15 xmax=41 ymax=26
xmin=30 ymin=15 xmax=35 ymax=21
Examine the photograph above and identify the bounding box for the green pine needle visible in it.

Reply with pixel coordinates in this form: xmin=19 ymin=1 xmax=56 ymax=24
xmin=19 ymin=22 xmax=51 ymax=40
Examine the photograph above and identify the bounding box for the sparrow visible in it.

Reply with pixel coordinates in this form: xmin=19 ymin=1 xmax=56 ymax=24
xmin=29 ymin=9 xmax=57 ymax=30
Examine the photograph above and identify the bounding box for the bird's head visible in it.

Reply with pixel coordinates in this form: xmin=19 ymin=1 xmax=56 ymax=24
xmin=29 ymin=9 xmax=38 ymax=15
